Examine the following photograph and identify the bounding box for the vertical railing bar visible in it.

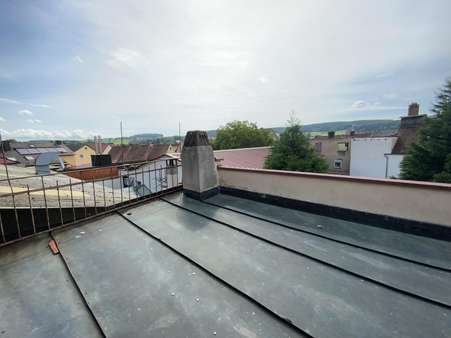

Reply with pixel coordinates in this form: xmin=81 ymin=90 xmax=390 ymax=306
xmin=176 ymin=162 xmax=179 ymax=186
xmin=92 ymin=180 xmax=97 ymax=214
xmin=27 ymin=184 xmax=36 ymax=234
xmin=56 ymin=180 xmax=64 ymax=225
xmin=9 ymin=180 xmax=21 ymax=238
xmin=120 ymin=168 xmax=124 ymax=204
xmin=154 ymin=165 xmax=158 ymax=194
xmin=111 ymin=172 xmax=115 ymax=208
xmin=171 ymin=164 xmax=174 ymax=188
xmin=127 ymin=166 xmax=131 ymax=202
xmin=148 ymin=166 xmax=152 ymax=193
xmin=102 ymin=179 xmax=106 ymax=210
xmin=0 ymin=211 xmax=5 ymax=244
xmin=161 ymin=165 xmax=164 ymax=193
xmin=81 ymin=181 xmax=87 ymax=218
xmin=141 ymin=167 xmax=145 ymax=196
xmin=41 ymin=176 xmax=50 ymax=230
xmin=69 ymin=179 xmax=76 ymax=222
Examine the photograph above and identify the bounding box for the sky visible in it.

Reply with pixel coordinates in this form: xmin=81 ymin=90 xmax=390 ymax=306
xmin=0 ymin=0 xmax=450 ymax=140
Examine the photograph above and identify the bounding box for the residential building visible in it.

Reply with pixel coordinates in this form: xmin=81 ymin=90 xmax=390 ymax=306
xmin=0 ymin=140 xmax=72 ymax=167
xmin=214 ymin=146 xmax=271 ymax=169
xmin=350 ymin=136 xmax=398 ymax=178
xmin=310 ymin=131 xmax=353 ymax=175
xmin=60 ymin=143 xmax=111 ymax=168
xmin=385 ymin=103 xmax=426 ymax=178
xmin=109 ymin=143 xmax=180 ymax=164
xmin=350 ymin=103 xmax=426 ymax=178
xmin=1 ymin=130 xmax=450 ymax=338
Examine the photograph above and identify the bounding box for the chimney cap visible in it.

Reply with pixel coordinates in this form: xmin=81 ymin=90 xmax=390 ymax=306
xmin=408 ymin=102 xmax=420 ymax=116
xmin=183 ymin=130 xmax=210 ymax=147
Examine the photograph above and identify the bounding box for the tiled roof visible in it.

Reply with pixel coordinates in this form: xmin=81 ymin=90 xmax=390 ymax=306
xmin=85 ymin=143 xmax=110 ymax=153
xmin=214 ymin=146 xmax=271 ymax=169
xmin=109 ymin=144 xmax=172 ymax=163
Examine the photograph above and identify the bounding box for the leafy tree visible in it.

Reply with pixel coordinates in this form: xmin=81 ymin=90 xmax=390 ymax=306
xmin=212 ymin=121 xmax=275 ymax=150
xmin=265 ymin=117 xmax=328 ymax=172
xmin=400 ymin=79 xmax=451 ymax=183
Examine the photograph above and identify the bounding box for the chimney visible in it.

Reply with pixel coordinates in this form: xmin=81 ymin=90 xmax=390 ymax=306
xmin=408 ymin=102 xmax=419 ymax=117
xmin=181 ymin=130 xmax=219 ymax=200
xmin=328 ymin=131 xmax=335 ymax=138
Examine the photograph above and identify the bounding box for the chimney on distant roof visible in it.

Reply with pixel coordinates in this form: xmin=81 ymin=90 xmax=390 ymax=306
xmin=408 ymin=102 xmax=419 ymax=117
xmin=181 ymin=130 xmax=219 ymax=200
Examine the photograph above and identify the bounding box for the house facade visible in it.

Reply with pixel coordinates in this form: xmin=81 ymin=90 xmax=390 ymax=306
xmin=60 ymin=143 xmax=111 ymax=168
xmin=310 ymin=132 xmax=353 ymax=175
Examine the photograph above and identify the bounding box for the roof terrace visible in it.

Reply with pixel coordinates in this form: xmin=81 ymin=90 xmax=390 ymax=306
xmin=0 ymin=131 xmax=450 ymax=338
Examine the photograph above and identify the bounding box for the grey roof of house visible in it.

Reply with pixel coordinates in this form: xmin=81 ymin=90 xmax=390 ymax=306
xmin=1 ymin=190 xmax=450 ymax=338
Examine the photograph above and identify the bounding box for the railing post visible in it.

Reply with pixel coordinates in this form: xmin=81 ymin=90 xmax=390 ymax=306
xmin=41 ymin=176 xmax=50 ymax=230
xmin=56 ymin=180 xmax=64 ymax=225
xmin=27 ymin=184 xmax=36 ymax=234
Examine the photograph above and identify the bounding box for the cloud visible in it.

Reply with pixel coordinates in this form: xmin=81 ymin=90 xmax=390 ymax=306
xmin=0 ymin=97 xmax=21 ymax=105
xmin=29 ymin=103 xmax=51 ymax=109
xmin=74 ymin=55 xmax=84 ymax=64
xmin=258 ymin=76 xmax=268 ymax=84
xmin=2 ymin=128 xmax=96 ymax=140
xmin=106 ymin=48 xmax=144 ymax=69
xmin=351 ymin=100 xmax=369 ymax=109
xmin=0 ymin=98 xmax=50 ymax=109
xmin=383 ymin=93 xmax=398 ymax=99
xmin=0 ymin=117 xmax=5 ymax=122
xmin=18 ymin=109 xmax=33 ymax=116
xmin=26 ymin=119 xmax=43 ymax=124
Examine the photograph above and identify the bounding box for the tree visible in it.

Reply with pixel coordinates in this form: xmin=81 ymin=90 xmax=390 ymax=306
xmin=265 ymin=117 xmax=328 ymax=172
xmin=212 ymin=121 xmax=275 ymax=150
xmin=400 ymin=79 xmax=451 ymax=183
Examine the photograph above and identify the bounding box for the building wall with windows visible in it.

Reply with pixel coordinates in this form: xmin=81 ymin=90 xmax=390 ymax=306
xmin=310 ymin=134 xmax=351 ymax=175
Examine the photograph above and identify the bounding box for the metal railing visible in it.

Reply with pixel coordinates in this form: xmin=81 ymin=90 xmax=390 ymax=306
xmin=0 ymin=160 xmax=182 ymax=247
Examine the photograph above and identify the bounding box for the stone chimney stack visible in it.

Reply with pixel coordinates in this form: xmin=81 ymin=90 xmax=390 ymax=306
xmin=181 ymin=130 xmax=219 ymax=200
xmin=408 ymin=102 xmax=419 ymax=117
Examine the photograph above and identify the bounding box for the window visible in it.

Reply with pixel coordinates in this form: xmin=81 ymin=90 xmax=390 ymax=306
xmin=314 ymin=142 xmax=322 ymax=153
xmin=337 ymin=142 xmax=348 ymax=152
xmin=334 ymin=159 xmax=343 ymax=169
xmin=80 ymin=154 xmax=84 ymax=159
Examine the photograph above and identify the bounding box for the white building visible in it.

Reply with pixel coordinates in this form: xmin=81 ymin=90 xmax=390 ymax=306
xmin=350 ymin=137 xmax=398 ymax=178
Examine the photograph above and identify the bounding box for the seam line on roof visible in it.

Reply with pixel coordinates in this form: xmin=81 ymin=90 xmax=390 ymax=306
xmin=160 ymin=197 xmax=451 ymax=309
xmin=202 ymin=199 xmax=451 ymax=273
xmin=50 ymin=232 xmax=107 ymax=338
xmin=116 ymin=211 xmax=314 ymax=338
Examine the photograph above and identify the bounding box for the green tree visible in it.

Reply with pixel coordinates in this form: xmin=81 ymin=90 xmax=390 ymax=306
xmin=265 ymin=117 xmax=328 ymax=172
xmin=212 ymin=121 xmax=275 ymax=150
xmin=400 ymin=79 xmax=451 ymax=183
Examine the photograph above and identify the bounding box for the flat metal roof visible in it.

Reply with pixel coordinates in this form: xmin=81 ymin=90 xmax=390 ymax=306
xmin=0 ymin=191 xmax=450 ymax=337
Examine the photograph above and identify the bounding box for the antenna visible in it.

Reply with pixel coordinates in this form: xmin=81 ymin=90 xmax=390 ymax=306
xmin=120 ymin=121 xmax=124 ymax=163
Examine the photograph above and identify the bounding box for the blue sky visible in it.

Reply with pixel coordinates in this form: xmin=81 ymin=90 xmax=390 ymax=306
xmin=0 ymin=0 xmax=450 ymax=139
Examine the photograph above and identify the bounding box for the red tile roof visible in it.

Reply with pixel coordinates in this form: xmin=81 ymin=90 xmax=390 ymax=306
xmin=214 ymin=147 xmax=271 ymax=169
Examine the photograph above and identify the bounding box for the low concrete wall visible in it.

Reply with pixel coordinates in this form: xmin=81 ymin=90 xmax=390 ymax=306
xmin=64 ymin=166 xmax=119 ymax=181
xmin=218 ymin=166 xmax=451 ymax=227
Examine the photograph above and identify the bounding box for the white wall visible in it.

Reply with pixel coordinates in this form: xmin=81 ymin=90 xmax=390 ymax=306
xmin=350 ymin=137 xmax=397 ymax=178
xmin=386 ymin=154 xmax=404 ymax=178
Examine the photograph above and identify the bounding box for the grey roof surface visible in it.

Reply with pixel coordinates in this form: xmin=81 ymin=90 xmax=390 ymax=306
xmin=0 ymin=191 xmax=450 ymax=338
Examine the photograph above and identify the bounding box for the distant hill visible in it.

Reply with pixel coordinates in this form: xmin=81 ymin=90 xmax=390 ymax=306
xmin=207 ymin=119 xmax=400 ymax=138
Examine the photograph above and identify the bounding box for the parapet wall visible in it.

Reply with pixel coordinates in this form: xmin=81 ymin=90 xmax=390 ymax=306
xmin=217 ymin=166 xmax=451 ymax=228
